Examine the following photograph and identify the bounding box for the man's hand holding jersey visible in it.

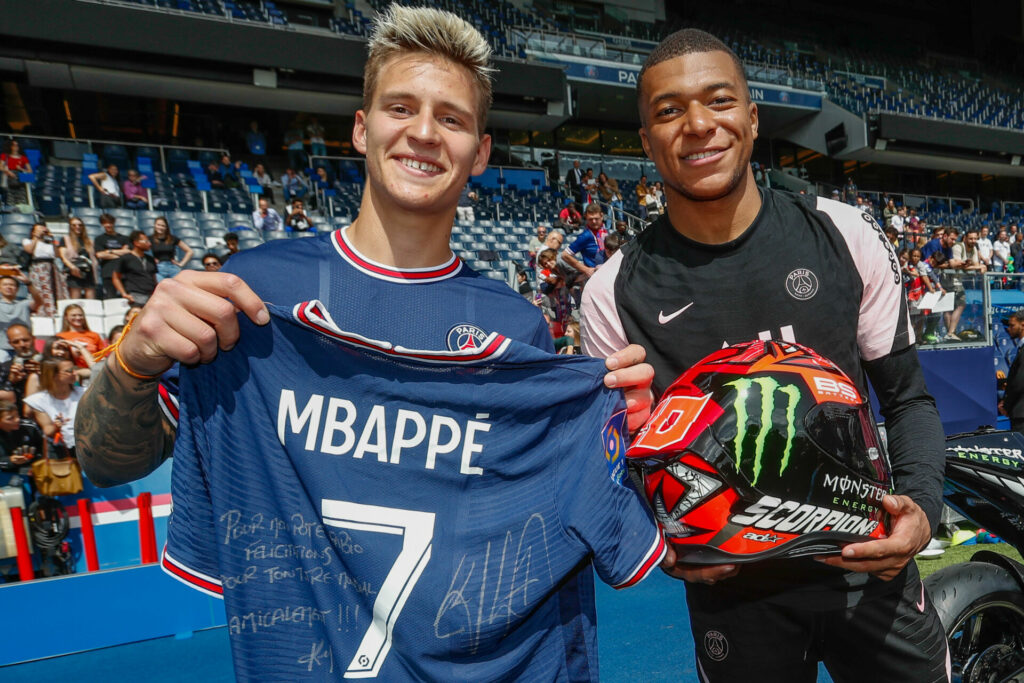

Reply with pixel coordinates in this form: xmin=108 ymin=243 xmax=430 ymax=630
xmin=602 ymin=344 xmax=655 ymax=432
xmin=118 ymin=271 xmax=270 ymax=377
xmin=817 ymin=494 xmax=931 ymax=581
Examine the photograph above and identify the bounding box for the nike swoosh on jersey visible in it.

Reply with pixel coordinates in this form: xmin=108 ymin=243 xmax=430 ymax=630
xmin=658 ymin=302 xmax=694 ymax=325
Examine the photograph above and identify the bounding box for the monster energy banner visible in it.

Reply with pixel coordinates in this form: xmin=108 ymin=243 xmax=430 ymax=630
xmin=726 ymin=377 xmax=801 ymax=485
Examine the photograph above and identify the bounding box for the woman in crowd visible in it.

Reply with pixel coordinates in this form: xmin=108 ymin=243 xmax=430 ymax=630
xmin=25 ymin=336 xmax=95 ymax=398
xmin=596 ymin=172 xmax=623 ymax=224
xmin=58 ymin=216 xmax=98 ymax=299
xmin=57 ymin=304 xmax=105 ymax=356
xmin=150 ymin=217 xmax=194 ymax=282
xmin=1 ymin=140 xmax=33 ymax=205
xmin=21 ymin=223 xmax=69 ymax=317
xmin=24 ymin=358 xmax=84 ymax=454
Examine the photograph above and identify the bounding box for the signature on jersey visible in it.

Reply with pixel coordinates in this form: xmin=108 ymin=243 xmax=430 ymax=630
xmin=433 ymin=513 xmax=554 ymax=653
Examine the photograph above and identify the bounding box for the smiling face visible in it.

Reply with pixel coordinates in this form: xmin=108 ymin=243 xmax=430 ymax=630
xmin=65 ymin=306 xmax=86 ymax=330
xmin=352 ymin=53 xmax=491 ymax=219
xmin=0 ymin=277 xmax=17 ymax=301
xmin=639 ymin=50 xmax=757 ymax=204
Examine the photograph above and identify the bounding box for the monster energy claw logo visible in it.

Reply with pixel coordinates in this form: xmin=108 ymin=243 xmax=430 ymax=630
xmin=725 ymin=377 xmax=800 ymax=485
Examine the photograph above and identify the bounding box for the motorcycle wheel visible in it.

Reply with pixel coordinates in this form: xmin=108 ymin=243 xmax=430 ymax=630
xmin=925 ymin=561 xmax=1024 ymax=682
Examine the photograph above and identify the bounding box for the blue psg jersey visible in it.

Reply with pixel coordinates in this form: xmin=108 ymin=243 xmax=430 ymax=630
xmin=221 ymin=226 xmax=554 ymax=353
xmin=163 ymin=300 xmax=665 ymax=682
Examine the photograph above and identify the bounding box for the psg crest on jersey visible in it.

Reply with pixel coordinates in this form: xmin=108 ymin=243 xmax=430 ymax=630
xmin=446 ymin=323 xmax=489 ymax=351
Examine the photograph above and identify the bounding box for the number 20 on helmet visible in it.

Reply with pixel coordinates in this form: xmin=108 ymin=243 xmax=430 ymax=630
xmin=626 ymin=340 xmax=892 ymax=564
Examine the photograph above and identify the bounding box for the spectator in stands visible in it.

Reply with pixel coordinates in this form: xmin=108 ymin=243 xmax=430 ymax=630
xmin=112 ymin=230 xmax=157 ymax=304
xmin=94 ymin=214 xmax=131 ymax=300
xmin=635 ymin=174 xmax=652 ymax=214
xmin=88 ymin=164 xmax=123 ymax=208
xmin=107 ymin=324 xmax=125 ymax=346
xmin=456 ymin=185 xmax=477 ymax=222
xmin=843 ymin=177 xmax=857 ymax=204
xmin=121 ymin=169 xmax=149 ymax=210
xmin=22 ymin=222 xmax=69 ymax=317
xmin=565 ymin=159 xmax=584 ymax=206
xmin=903 ymin=248 xmax=936 ymax=339
xmin=596 ymin=172 xmax=623 ymax=224
xmin=613 ymin=219 xmax=633 ymax=243
xmin=583 ymin=168 xmax=597 ymax=205
xmin=603 ymin=232 xmax=623 ymax=260
xmin=515 ymin=268 xmax=532 ymax=300
xmin=0 ymin=232 xmax=23 ymax=267
xmin=0 ymin=324 xmax=38 ymax=407
xmin=58 ymin=217 xmax=98 ymax=299
xmin=251 ymin=163 xmax=276 ymax=202
xmin=558 ymin=201 xmax=582 ymax=230
xmin=977 ymin=226 xmax=994 ymax=270
xmin=882 ymin=198 xmax=897 ymax=227
xmin=202 ymin=253 xmax=223 ymax=272
xmin=560 ymin=203 xmax=607 ymax=281
xmin=205 ymin=162 xmax=226 ymax=189
xmin=0 ymin=274 xmax=40 ymax=355
xmin=150 ymin=217 xmax=194 ymax=282
xmin=537 ymin=262 xmax=572 ymax=339
xmin=57 ymin=304 xmax=104 ymax=357
xmin=890 ymin=206 xmax=906 ymax=245
xmin=544 ymin=229 xmax=563 ymax=253
xmin=527 ymin=224 xmax=547 ymax=265
xmin=943 ymin=228 xmax=985 ymax=340
xmin=1011 ymin=232 xmax=1024 ymax=273
xmin=218 ymin=154 xmax=238 ymax=188
xmin=993 ymin=229 xmax=1011 ymax=273
xmin=252 ymin=198 xmax=283 ymax=232
xmin=222 ymin=233 xmax=240 ymax=261
xmin=280 ymin=167 xmax=309 ymax=203
xmin=307 ymin=117 xmax=327 ymax=158
xmin=246 ymin=120 xmax=267 ymax=156
xmin=854 ymin=196 xmax=870 ymax=215
xmin=24 ymin=358 xmax=83 ymax=453
xmin=1 ymin=140 xmax=32 ymax=206
xmin=650 ymin=182 xmax=666 ymax=215
xmin=284 ymin=125 xmax=306 ymax=171
xmin=920 ymin=226 xmax=955 ymax=261
xmin=0 ymin=399 xmax=43 ymax=479
xmin=285 ymin=198 xmax=313 ymax=232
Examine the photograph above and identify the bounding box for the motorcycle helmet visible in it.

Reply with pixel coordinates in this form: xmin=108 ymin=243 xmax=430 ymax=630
xmin=627 ymin=340 xmax=892 ymax=564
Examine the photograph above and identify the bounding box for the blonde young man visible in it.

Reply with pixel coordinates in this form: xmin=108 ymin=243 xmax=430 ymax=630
xmin=77 ymin=6 xmax=667 ymax=680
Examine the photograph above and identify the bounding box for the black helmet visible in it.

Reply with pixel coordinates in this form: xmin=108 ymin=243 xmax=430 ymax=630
xmin=626 ymin=340 xmax=892 ymax=564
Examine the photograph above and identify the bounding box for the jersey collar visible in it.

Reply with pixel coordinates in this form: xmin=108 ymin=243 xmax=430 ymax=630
xmin=331 ymin=226 xmax=462 ymax=284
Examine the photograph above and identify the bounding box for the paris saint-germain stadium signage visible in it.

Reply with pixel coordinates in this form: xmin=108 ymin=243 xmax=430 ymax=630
xmin=537 ymin=56 xmax=823 ymax=111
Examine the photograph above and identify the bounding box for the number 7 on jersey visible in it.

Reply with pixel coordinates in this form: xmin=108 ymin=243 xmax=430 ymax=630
xmin=321 ymin=499 xmax=436 ymax=678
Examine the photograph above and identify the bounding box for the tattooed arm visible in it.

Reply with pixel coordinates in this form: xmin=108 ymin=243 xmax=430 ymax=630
xmin=76 ymin=356 xmax=175 ymax=486
xmin=74 ymin=271 xmax=269 ymax=487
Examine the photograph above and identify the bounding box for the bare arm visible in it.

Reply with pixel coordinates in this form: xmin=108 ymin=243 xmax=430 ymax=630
xmin=561 ymin=248 xmax=595 ymax=278
xmin=178 ymin=242 xmax=195 ymax=266
xmin=87 ymin=171 xmax=108 ymax=193
xmin=111 ymin=270 xmax=132 ymax=301
xmin=76 ymin=355 xmax=174 ymax=486
xmin=74 ymin=271 xmax=269 ymax=486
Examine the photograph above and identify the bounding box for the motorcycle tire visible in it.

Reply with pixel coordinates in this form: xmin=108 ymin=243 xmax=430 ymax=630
xmin=925 ymin=561 xmax=1024 ymax=682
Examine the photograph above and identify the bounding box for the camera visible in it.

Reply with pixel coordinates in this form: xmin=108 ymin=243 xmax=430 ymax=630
xmin=40 ymin=235 xmax=53 ymax=244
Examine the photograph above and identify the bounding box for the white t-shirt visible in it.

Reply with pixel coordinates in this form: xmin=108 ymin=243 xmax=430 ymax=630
xmin=24 ymin=386 xmax=84 ymax=448
xmin=978 ymin=237 xmax=994 ymax=262
xmin=23 ymin=238 xmax=56 ymax=260
xmin=994 ymin=239 xmax=1011 ymax=268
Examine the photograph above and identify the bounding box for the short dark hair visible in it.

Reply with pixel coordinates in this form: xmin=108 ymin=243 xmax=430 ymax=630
xmin=224 ymin=233 xmax=239 ymax=243
xmin=1010 ymin=310 xmax=1024 ymax=324
xmin=637 ymin=28 xmax=748 ymax=122
xmin=129 ymin=229 xmax=147 ymax=244
xmin=99 ymin=213 xmax=116 ymax=225
xmin=202 ymin=252 xmax=223 ymax=265
xmin=0 ymin=275 xmax=17 ymax=286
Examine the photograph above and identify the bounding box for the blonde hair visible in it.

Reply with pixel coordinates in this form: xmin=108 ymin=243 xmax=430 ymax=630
xmin=363 ymin=5 xmax=495 ymax=129
xmin=60 ymin=304 xmax=91 ymax=333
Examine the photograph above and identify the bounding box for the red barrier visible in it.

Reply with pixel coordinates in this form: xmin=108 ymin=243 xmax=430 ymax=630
xmin=9 ymin=506 xmax=34 ymax=580
xmin=78 ymin=498 xmax=99 ymax=572
xmin=137 ymin=492 xmax=157 ymax=564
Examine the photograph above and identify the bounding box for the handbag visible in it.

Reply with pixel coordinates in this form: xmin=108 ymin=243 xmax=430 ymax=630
xmin=32 ymin=454 xmax=84 ymax=497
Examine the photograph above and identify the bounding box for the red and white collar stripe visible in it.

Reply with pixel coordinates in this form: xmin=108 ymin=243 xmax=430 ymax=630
xmin=331 ymin=227 xmax=462 ymax=284
xmin=292 ymin=300 xmax=509 ymax=364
